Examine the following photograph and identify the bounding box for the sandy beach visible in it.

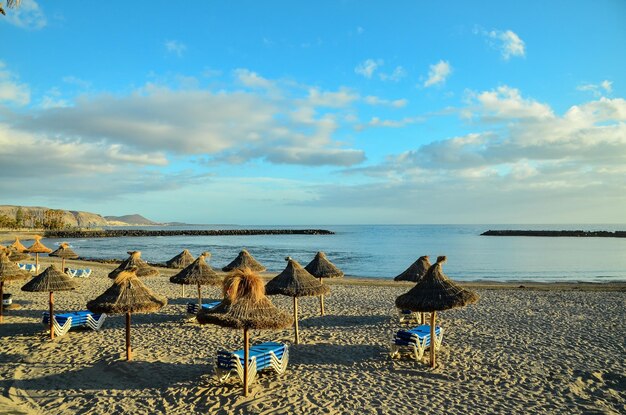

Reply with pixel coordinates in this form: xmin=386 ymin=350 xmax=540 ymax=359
xmin=0 ymin=256 xmax=624 ymax=415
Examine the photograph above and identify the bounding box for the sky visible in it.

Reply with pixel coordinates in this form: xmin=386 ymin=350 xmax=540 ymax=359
xmin=1 ymin=0 xmax=625 ymax=225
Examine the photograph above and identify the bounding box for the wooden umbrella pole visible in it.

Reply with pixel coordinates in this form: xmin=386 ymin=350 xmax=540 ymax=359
xmin=49 ymin=291 xmax=54 ymax=340
xmin=319 ymin=277 xmax=325 ymax=316
xmin=35 ymin=254 xmax=39 ymax=274
xmin=182 ymin=284 xmax=185 ymax=297
xmin=430 ymin=311 xmax=436 ymax=368
xmin=197 ymin=284 xmax=202 ymax=307
xmin=126 ymin=312 xmax=132 ymax=361
xmin=293 ymin=297 xmax=300 ymax=345
xmin=243 ymin=328 xmax=249 ymax=397
xmin=0 ymin=281 xmax=4 ymax=323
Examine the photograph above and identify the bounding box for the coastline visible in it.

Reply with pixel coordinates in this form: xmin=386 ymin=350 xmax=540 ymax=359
xmin=0 ymin=256 xmax=623 ymax=414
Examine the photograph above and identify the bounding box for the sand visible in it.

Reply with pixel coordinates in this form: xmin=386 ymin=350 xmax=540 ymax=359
xmin=0 ymin=257 xmax=624 ymax=414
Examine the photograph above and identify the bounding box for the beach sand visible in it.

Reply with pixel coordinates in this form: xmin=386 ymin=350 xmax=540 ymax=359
xmin=0 ymin=257 xmax=624 ymax=414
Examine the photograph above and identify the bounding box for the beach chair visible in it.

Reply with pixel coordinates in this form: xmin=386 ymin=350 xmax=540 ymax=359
xmin=41 ymin=310 xmax=107 ymax=336
xmin=186 ymin=301 xmax=221 ymax=315
xmin=66 ymin=268 xmax=91 ymax=278
xmin=215 ymin=342 xmax=289 ymax=387
xmin=18 ymin=263 xmax=40 ymax=273
xmin=2 ymin=293 xmax=12 ymax=306
xmin=389 ymin=324 xmax=444 ymax=362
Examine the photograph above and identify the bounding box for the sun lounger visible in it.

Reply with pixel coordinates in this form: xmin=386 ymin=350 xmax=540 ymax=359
xmin=186 ymin=301 xmax=221 ymax=315
xmin=17 ymin=263 xmax=40 ymax=273
xmin=2 ymin=293 xmax=12 ymax=306
xmin=390 ymin=324 xmax=444 ymax=361
xmin=41 ymin=310 xmax=107 ymax=336
xmin=215 ymin=341 xmax=289 ymax=387
xmin=65 ymin=268 xmax=92 ymax=278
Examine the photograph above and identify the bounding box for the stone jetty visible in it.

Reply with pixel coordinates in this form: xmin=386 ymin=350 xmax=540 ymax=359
xmin=481 ymin=230 xmax=626 ymax=238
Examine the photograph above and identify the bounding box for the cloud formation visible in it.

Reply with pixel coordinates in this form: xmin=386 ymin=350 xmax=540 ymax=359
xmin=0 ymin=61 xmax=30 ymax=106
xmin=355 ymin=59 xmax=383 ymax=79
xmin=424 ymin=60 xmax=452 ymax=87
xmin=476 ymin=27 xmax=526 ymax=60
xmin=164 ymin=40 xmax=187 ymax=57
xmin=577 ymin=80 xmax=613 ymax=97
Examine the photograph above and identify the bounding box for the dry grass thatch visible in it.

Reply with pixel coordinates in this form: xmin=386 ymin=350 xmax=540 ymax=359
xmin=1 ymin=246 xmax=31 ymax=262
xmin=394 ymin=255 xmax=431 ymax=282
xmin=88 ymin=268 xmax=167 ymax=314
xmin=304 ymin=251 xmax=344 ymax=279
xmin=108 ymin=251 xmax=160 ymax=279
xmin=25 ymin=235 xmax=52 ymax=254
xmin=395 ymin=256 xmax=479 ymax=312
xmin=197 ymin=268 xmax=292 ymax=330
xmin=221 ymin=249 xmax=266 ymax=272
xmin=266 ymin=257 xmax=330 ymax=297
xmin=49 ymin=242 xmax=79 ymax=259
xmin=10 ymin=237 xmax=27 ymax=253
xmin=170 ymin=252 xmax=221 ymax=286
xmin=0 ymin=252 xmax=30 ymax=283
xmin=21 ymin=265 xmax=79 ymax=292
xmin=165 ymin=249 xmax=195 ymax=269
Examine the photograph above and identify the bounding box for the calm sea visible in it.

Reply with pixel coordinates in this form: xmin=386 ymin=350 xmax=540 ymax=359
xmin=41 ymin=224 xmax=626 ymax=283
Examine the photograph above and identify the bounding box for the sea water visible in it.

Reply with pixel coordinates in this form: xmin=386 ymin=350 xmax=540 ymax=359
xmin=41 ymin=224 xmax=626 ymax=283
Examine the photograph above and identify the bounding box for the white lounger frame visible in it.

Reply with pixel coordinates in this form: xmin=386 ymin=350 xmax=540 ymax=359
xmin=389 ymin=327 xmax=444 ymax=361
xmin=215 ymin=347 xmax=289 ymax=388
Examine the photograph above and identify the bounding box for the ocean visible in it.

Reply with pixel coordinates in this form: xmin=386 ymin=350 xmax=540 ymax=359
xmin=41 ymin=224 xmax=626 ymax=283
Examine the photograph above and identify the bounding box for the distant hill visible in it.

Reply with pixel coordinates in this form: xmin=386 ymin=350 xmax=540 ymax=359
xmin=104 ymin=214 xmax=161 ymax=226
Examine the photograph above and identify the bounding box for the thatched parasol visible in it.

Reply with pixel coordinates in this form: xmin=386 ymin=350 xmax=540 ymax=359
xmin=25 ymin=235 xmax=52 ymax=273
xmin=170 ymin=252 xmax=221 ymax=306
xmin=395 ymin=256 xmax=479 ymax=367
xmin=394 ymin=255 xmax=431 ymax=282
xmin=10 ymin=237 xmax=27 ymax=253
xmin=197 ymin=268 xmax=292 ymax=396
xmin=222 ymin=249 xmax=266 ymax=272
xmin=166 ymin=249 xmax=195 ymax=269
xmin=108 ymin=251 xmax=160 ymax=279
xmin=1 ymin=246 xmax=31 ymax=262
xmin=304 ymin=251 xmax=343 ymax=316
xmin=22 ymin=264 xmax=79 ymax=339
xmin=49 ymin=242 xmax=79 ymax=271
xmin=88 ymin=267 xmax=167 ymax=361
xmin=0 ymin=252 xmax=30 ymax=323
xmin=266 ymin=257 xmax=330 ymax=344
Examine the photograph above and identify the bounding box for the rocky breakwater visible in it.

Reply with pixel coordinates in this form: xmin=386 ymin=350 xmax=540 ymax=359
xmin=45 ymin=229 xmax=335 ymax=238
xmin=481 ymin=230 xmax=626 ymax=238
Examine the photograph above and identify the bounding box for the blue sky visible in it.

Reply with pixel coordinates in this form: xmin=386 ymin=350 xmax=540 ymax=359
xmin=1 ymin=0 xmax=625 ymax=224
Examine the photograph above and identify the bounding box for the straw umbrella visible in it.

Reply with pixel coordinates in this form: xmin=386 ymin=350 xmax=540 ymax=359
xmin=87 ymin=267 xmax=167 ymax=361
xmin=1 ymin=246 xmax=31 ymax=262
xmin=197 ymin=268 xmax=292 ymax=397
xmin=25 ymin=235 xmax=52 ymax=273
xmin=394 ymin=255 xmax=431 ymax=282
xmin=22 ymin=264 xmax=79 ymax=339
xmin=166 ymin=249 xmax=196 ymax=296
xmin=266 ymin=257 xmax=330 ymax=344
xmin=49 ymin=242 xmax=79 ymax=272
xmin=108 ymin=251 xmax=159 ymax=279
xmin=395 ymin=256 xmax=479 ymax=367
xmin=10 ymin=237 xmax=27 ymax=253
xmin=222 ymin=249 xmax=266 ymax=272
xmin=0 ymin=252 xmax=30 ymax=323
xmin=170 ymin=252 xmax=222 ymax=307
xmin=304 ymin=252 xmax=344 ymax=316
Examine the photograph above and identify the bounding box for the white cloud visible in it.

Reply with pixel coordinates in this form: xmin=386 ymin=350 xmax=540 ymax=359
xmin=355 ymin=59 xmax=383 ymax=79
xmin=0 ymin=61 xmax=30 ymax=106
xmin=467 ymin=86 xmax=554 ymax=120
xmin=62 ymin=76 xmax=92 ymax=89
xmin=306 ymin=87 xmax=359 ymax=108
xmin=363 ymin=96 xmax=407 ymax=108
xmin=577 ymin=80 xmax=613 ymax=97
xmin=423 ymin=60 xmax=452 ymax=87
xmin=164 ymin=40 xmax=187 ymax=57
xmin=234 ymin=68 xmax=275 ymax=90
xmin=3 ymin=0 xmax=46 ymax=29
xmin=478 ymin=28 xmax=526 ymax=60
xmin=379 ymin=66 xmax=407 ymax=82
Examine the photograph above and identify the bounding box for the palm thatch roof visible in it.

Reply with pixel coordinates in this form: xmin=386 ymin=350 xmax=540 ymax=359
xmin=108 ymin=251 xmax=160 ymax=279
xmin=21 ymin=265 xmax=79 ymax=292
xmin=25 ymin=235 xmax=52 ymax=254
xmin=394 ymin=255 xmax=431 ymax=282
xmin=395 ymin=256 xmax=479 ymax=312
xmin=1 ymin=246 xmax=31 ymax=262
xmin=221 ymin=249 xmax=265 ymax=272
xmin=88 ymin=268 xmax=167 ymax=314
xmin=10 ymin=237 xmax=28 ymax=253
xmin=49 ymin=242 xmax=79 ymax=259
xmin=165 ymin=249 xmax=195 ymax=269
xmin=266 ymin=257 xmax=330 ymax=297
xmin=170 ymin=252 xmax=221 ymax=286
xmin=0 ymin=252 xmax=30 ymax=283
xmin=197 ymin=268 xmax=292 ymax=330
xmin=304 ymin=252 xmax=344 ymax=279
